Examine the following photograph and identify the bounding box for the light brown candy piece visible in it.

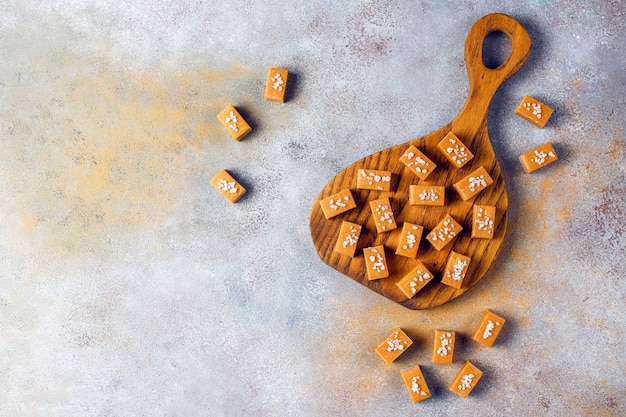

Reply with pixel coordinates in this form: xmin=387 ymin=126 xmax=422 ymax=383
xmin=471 ymin=310 xmax=506 ymax=347
xmin=437 ymin=131 xmax=474 ymax=168
xmin=369 ymin=197 xmax=397 ymax=233
xmin=399 ymin=145 xmax=437 ymax=180
xmin=449 ymin=361 xmax=483 ymax=398
xmin=432 ymin=330 xmax=456 ymax=364
xmin=356 ymin=169 xmax=392 ymax=191
xmin=217 ymin=105 xmax=252 ymax=141
xmin=395 ymin=262 xmax=433 ymax=298
xmin=319 ymin=189 xmax=356 ymax=219
xmin=514 ymin=95 xmax=553 ymax=128
xmin=408 ymin=185 xmax=445 ymax=207
xmin=401 ymin=365 xmax=432 ymax=403
xmin=395 ymin=222 xmax=424 ymax=258
xmin=210 ymin=169 xmax=247 ymax=203
xmin=363 ymin=245 xmax=389 ymax=280
xmin=264 ymin=67 xmax=289 ymax=102
xmin=375 ymin=328 xmax=413 ymax=364
xmin=472 ymin=205 xmax=496 ymax=239
xmin=333 ymin=221 xmax=362 ymax=257
xmin=426 ymin=214 xmax=462 ymax=251
xmin=452 ymin=166 xmax=493 ymax=201
xmin=441 ymin=251 xmax=471 ymax=289
xmin=518 ymin=142 xmax=558 ymax=173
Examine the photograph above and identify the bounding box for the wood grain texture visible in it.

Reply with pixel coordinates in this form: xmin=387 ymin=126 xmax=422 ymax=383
xmin=309 ymin=14 xmax=531 ymax=309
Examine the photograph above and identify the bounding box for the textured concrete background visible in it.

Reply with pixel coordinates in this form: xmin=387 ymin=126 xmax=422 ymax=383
xmin=0 ymin=1 xmax=624 ymax=416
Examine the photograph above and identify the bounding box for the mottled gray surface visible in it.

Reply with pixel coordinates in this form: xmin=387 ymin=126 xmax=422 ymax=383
xmin=0 ymin=1 xmax=624 ymax=416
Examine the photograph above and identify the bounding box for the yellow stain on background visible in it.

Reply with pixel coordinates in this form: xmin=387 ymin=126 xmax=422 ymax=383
xmin=6 ymin=59 xmax=254 ymax=261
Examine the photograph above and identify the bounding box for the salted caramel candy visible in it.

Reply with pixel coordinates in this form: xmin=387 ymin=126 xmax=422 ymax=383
xmin=395 ymin=223 xmax=424 ymax=258
xmin=264 ymin=67 xmax=289 ymax=102
xmin=356 ymin=169 xmax=392 ymax=191
xmin=432 ymin=330 xmax=456 ymax=364
xmin=515 ymin=95 xmax=553 ymax=128
xmin=334 ymin=221 xmax=362 ymax=257
xmin=399 ymin=145 xmax=437 ymax=180
xmin=408 ymin=185 xmax=445 ymax=207
xmin=210 ymin=169 xmax=247 ymax=203
xmin=426 ymin=214 xmax=462 ymax=251
xmin=401 ymin=365 xmax=432 ymax=403
xmin=217 ymin=105 xmax=252 ymax=141
xmin=518 ymin=142 xmax=558 ymax=173
xmin=395 ymin=262 xmax=433 ymax=298
xmin=441 ymin=251 xmax=471 ymax=289
xmin=437 ymin=132 xmax=474 ymax=168
xmin=452 ymin=166 xmax=493 ymax=201
xmin=375 ymin=328 xmax=413 ymax=364
xmin=472 ymin=205 xmax=496 ymax=239
xmin=369 ymin=197 xmax=397 ymax=233
xmin=472 ymin=310 xmax=506 ymax=347
xmin=449 ymin=361 xmax=483 ymax=398
xmin=319 ymin=189 xmax=357 ymax=219
xmin=363 ymin=245 xmax=389 ymax=280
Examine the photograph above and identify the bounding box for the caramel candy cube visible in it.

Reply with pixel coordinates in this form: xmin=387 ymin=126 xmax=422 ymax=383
xmin=399 ymin=145 xmax=437 ymax=180
xmin=432 ymin=330 xmax=456 ymax=364
xmin=334 ymin=221 xmax=362 ymax=257
xmin=514 ymin=95 xmax=553 ymax=128
xmin=449 ymin=361 xmax=483 ymax=398
xmin=452 ymin=166 xmax=493 ymax=201
xmin=437 ymin=132 xmax=474 ymax=168
xmin=441 ymin=251 xmax=471 ymax=289
xmin=472 ymin=205 xmax=495 ymax=239
xmin=319 ymin=189 xmax=357 ymax=219
xmin=401 ymin=365 xmax=432 ymax=403
xmin=264 ymin=67 xmax=289 ymax=102
xmin=363 ymin=245 xmax=389 ymax=280
xmin=472 ymin=310 xmax=506 ymax=347
xmin=210 ymin=169 xmax=247 ymax=203
xmin=395 ymin=223 xmax=424 ymax=258
xmin=409 ymin=185 xmax=445 ymax=207
xmin=369 ymin=197 xmax=397 ymax=233
xmin=356 ymin=169 xmax=392 ymax=191
xmin=426 ymin=214 xmax=462 ymax=251
xmin=518 ymin=142 xmax=559 ymax=173
xmin=395 ymin=262 xmax=433 ymax=298
xmin=217 ymin=105 xmax=252 ymax=141
xmin=375 ymin=328 xmax=413 ymax=364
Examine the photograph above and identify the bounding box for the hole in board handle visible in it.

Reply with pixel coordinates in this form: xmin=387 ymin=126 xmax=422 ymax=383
xmin=482 ymin=31 xmax=512 ymax=69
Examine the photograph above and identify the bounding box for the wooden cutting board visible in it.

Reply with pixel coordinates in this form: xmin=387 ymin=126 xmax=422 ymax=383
xmin=309 ymin=13 xmax=531 ymax=309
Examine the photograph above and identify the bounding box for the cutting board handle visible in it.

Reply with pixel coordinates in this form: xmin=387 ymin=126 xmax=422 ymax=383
xmin=454 ymin=13 xmax=531 ymax=132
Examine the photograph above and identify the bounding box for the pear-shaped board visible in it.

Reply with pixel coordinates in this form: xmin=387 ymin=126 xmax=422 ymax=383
xmin=309 ymin=14 xmax=531 ymax=309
